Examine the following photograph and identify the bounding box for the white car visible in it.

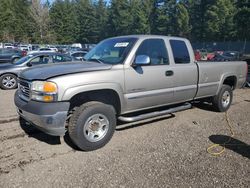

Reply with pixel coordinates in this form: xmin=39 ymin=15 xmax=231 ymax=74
xmin=4 ymin=43 xmax=14 ymax=49
xmin=19 ymin=45 xmax=30 ymax=51
xmin=47 ymin=45 xmax=58 ymax=52
xmin=27 ymin=48 xmax=56 ymax=55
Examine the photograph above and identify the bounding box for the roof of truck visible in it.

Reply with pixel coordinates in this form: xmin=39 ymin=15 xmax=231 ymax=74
xmin=110 ymin=35 xmax=187 ymax=41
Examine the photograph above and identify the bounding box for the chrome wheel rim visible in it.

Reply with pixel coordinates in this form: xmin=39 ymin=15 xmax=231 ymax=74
xmin=222 ymin=91 xmax=230 ymax=108
xmin=83 ymin=114 xmax=109 ymax=142
xmin=2 ymin=76 xmax=16 ymax=88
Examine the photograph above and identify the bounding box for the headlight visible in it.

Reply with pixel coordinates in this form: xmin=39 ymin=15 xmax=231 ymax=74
xmin=31 ymin=81 xmax=58 ymax=102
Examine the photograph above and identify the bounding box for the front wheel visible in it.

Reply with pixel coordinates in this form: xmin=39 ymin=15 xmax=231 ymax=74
xmin=0 ymin=74 xmax=18 ymax=90
xmin=212 ymin=85 xmax=233 ymax=112
xmin=68 ymin=101 xmax=116 ymax=151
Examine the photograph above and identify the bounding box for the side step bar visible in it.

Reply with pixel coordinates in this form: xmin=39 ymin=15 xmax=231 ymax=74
xmin=118 ymin=103 xmax=192 ymax=123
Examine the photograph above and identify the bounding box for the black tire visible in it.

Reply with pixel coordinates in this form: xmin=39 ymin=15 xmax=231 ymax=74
xmin=0 ymin=74 xmax=18 ymax=90
xmin=68 ymin=101 xmax=116 ymax=151
xmin=212 ymin=85 xmax=233 ymax=112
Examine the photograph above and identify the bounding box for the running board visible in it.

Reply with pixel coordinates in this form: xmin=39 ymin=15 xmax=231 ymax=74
xmin=118 ymin=103 xmax=192 ymax=123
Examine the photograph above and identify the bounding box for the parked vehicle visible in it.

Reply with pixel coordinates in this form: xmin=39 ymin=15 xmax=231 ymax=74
xmin=19 ymin=45 xmax=30 ymax=51
xmin=31 ymin=44 xmax=40 ymax=51
xmin=70 ymin=51 xmax=88 ymax=60
xmin=4 ymin=43 xmax=14 ymax=49
xmin=222 ymin=51 xmax=242 ymax=60
xmin=28 ymin=47 xmax=56 ymax=55
xmin=15 ymin=35 xmax=247 ymax=151
xmin=0 ymin=48 xmax=23 ymax=63
xmin=0 ymin=52 xmax=73 ymax=89
xmin=211 ymin=53 xmax=236 ymax=61
xmin=47 ymin=45 xmax=58 ymax=52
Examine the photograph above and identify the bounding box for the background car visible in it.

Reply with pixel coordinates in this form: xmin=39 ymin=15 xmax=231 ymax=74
xmin=27 ymin=47 xmax=56 ymax=55
xmin=0 ymin=52 xmax=73 ymax=89
xmin=222 ymin=51 xmax=242 ymax=60
xmin=0 ymin=48 xmax=24 ymax=63
xmin=4 ymin=43 xmax=14 ymax=49
xmin=19 ymin=44 xmax=30 ymax=52
xmin=46 ymin=45 xmax=58 ymax=52
xmin=211 ymin=52 xmax=236 ymax=61
xmin=70 ymin=51 xmax=88 ymax=61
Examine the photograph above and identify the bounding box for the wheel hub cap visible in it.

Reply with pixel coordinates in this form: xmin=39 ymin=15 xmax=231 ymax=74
xmin=83 ymin=114 xmax=109 ymax=142
xmin=2 ymin=76 xmax=16 ymax=88
xmin=222 ymin=91 xmax=230 ymax=108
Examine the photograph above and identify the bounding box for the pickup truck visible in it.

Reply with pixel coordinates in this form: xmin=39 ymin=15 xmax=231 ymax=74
xmin=14 ymin=35 xmax=247 ymax=151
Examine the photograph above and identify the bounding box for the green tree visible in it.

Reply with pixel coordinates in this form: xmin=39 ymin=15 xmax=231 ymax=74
xmin=204 ymin=0 xmax=236 ymax=41
xmin=94 ymin=0 xmax=109 ymax=41
xmin=108 ymin=0 xmax=132 ymax=36
xmin=151 ymin=1 xmax=169 ymax=35
xmin=50 ymin=0 xmax=79 ymax=44
xmin=174 ymin=2 xmax=191 ymax=37
xmin=130 ymin=0 xmax=150 ymax=34
xmin=0 ymin=0 xmax=31 ymax=42
xmin=76 ymin=0 xmax=98 ymax=43
xmin=234 ymin=0 xmax=250 ymax=40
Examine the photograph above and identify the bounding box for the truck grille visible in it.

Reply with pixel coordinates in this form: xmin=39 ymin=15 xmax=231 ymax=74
xmin=18 ymin=79 xmax=30 ymax=100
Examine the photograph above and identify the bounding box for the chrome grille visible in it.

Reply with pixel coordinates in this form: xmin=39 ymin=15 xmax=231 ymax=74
xmin=18 ymin=79 xmax=30 ymax=100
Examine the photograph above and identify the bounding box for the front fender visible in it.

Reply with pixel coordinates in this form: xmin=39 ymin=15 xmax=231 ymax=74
xmin=61 ymin=83 xmax=126 ymax=113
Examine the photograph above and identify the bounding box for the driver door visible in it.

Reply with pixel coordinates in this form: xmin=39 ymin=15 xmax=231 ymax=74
xmin=124 ymin=38 xmax=174 ymax=112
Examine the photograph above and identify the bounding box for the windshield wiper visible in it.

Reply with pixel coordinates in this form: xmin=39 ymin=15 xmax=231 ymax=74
xmin=88 ymin=58 xmax=104 ymax=64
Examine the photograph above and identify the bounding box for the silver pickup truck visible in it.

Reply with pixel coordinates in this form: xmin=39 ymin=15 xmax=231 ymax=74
xmin=14 ymin=35 xmax=247 ymax=151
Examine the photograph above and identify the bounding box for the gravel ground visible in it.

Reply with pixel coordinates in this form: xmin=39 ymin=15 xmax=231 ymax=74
xmin=0 ymin=89 xmax=249 ymax=187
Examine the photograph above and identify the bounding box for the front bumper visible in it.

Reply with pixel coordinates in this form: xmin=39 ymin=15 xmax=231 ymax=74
xmin=14 ymin=91 xmax=70 ymax=136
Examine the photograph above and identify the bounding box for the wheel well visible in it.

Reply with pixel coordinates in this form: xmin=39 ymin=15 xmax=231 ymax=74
xmin=223 ymin=76 xmax=237 ymax=90
xmin=0 ymin=72 xmax=17 ymax=78
xmin=69 ymin=89 xmax=121 ymax=115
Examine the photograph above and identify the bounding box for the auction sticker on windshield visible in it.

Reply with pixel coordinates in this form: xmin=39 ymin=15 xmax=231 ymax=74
xmin=114 ymin=42 xmax=129 ymax=47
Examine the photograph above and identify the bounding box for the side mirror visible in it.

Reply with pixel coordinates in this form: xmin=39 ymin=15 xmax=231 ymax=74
xmin=27 ymin=62 xmax=32 ymax=67
xmin=134 ymin=55 xmax=150 ymax=66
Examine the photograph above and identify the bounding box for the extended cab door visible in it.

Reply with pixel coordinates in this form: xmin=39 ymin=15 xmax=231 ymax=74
xmin=124 ymin=38 xmax=174 ymax=112
xmin=168 ymin=39 xmax=198 ymax=102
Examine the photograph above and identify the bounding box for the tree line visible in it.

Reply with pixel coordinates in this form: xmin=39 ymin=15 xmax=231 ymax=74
xmin=0 ymin=0 xmax=249 ymax=44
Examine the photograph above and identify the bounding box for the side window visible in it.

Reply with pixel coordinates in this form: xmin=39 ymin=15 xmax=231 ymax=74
xmin=170 ymin=40 xmax=190 ymax=64
xmin=63 ymin=55 xmax=72 ymax=62
xmin=30 ymin=56 xmax=51 ymax=65
xmin=136 ymin=39 xmax=169 ymax=65
xmin=53 ymin=55 xmax=72 ymax=62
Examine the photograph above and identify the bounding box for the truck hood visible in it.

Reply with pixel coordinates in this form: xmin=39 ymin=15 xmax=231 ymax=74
xmin=19 ymin=61 xmax=112 ymax=80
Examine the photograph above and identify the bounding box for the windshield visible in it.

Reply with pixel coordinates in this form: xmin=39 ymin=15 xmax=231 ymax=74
xmin=13 ymin=55 xmax=33 ymax=65
xmin=84 ymin=37 xmax=137 ymax=64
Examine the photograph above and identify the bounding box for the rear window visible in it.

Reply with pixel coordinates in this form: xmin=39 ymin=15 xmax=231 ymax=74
xmin=170 ymin=40 xmax=190 ymax=64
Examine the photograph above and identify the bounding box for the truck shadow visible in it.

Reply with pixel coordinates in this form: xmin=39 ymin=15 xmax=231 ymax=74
xmin=19 ymin=117 xmax=61 ymax=145
xmin=192 ymin=101 xmax=215 ymax=112
xmin=209 ymin=135 xmax=250 ymax=159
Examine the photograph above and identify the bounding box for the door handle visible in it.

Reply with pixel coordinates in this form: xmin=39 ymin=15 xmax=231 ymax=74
xmin=165 ymin=70 xmax=174 ymax=76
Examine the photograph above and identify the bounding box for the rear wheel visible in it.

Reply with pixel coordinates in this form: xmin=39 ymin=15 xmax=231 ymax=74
xmin=212 ymin=85 xmax=233 ymax=112
xmin=68 ymin=101 xmax=116 ymax=151
xmin=0 ymin=74 xmax=18 ymax=90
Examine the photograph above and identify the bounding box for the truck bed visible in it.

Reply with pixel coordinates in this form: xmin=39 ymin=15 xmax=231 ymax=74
xmin=195 ymin=61 xmax=247 ymax=99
